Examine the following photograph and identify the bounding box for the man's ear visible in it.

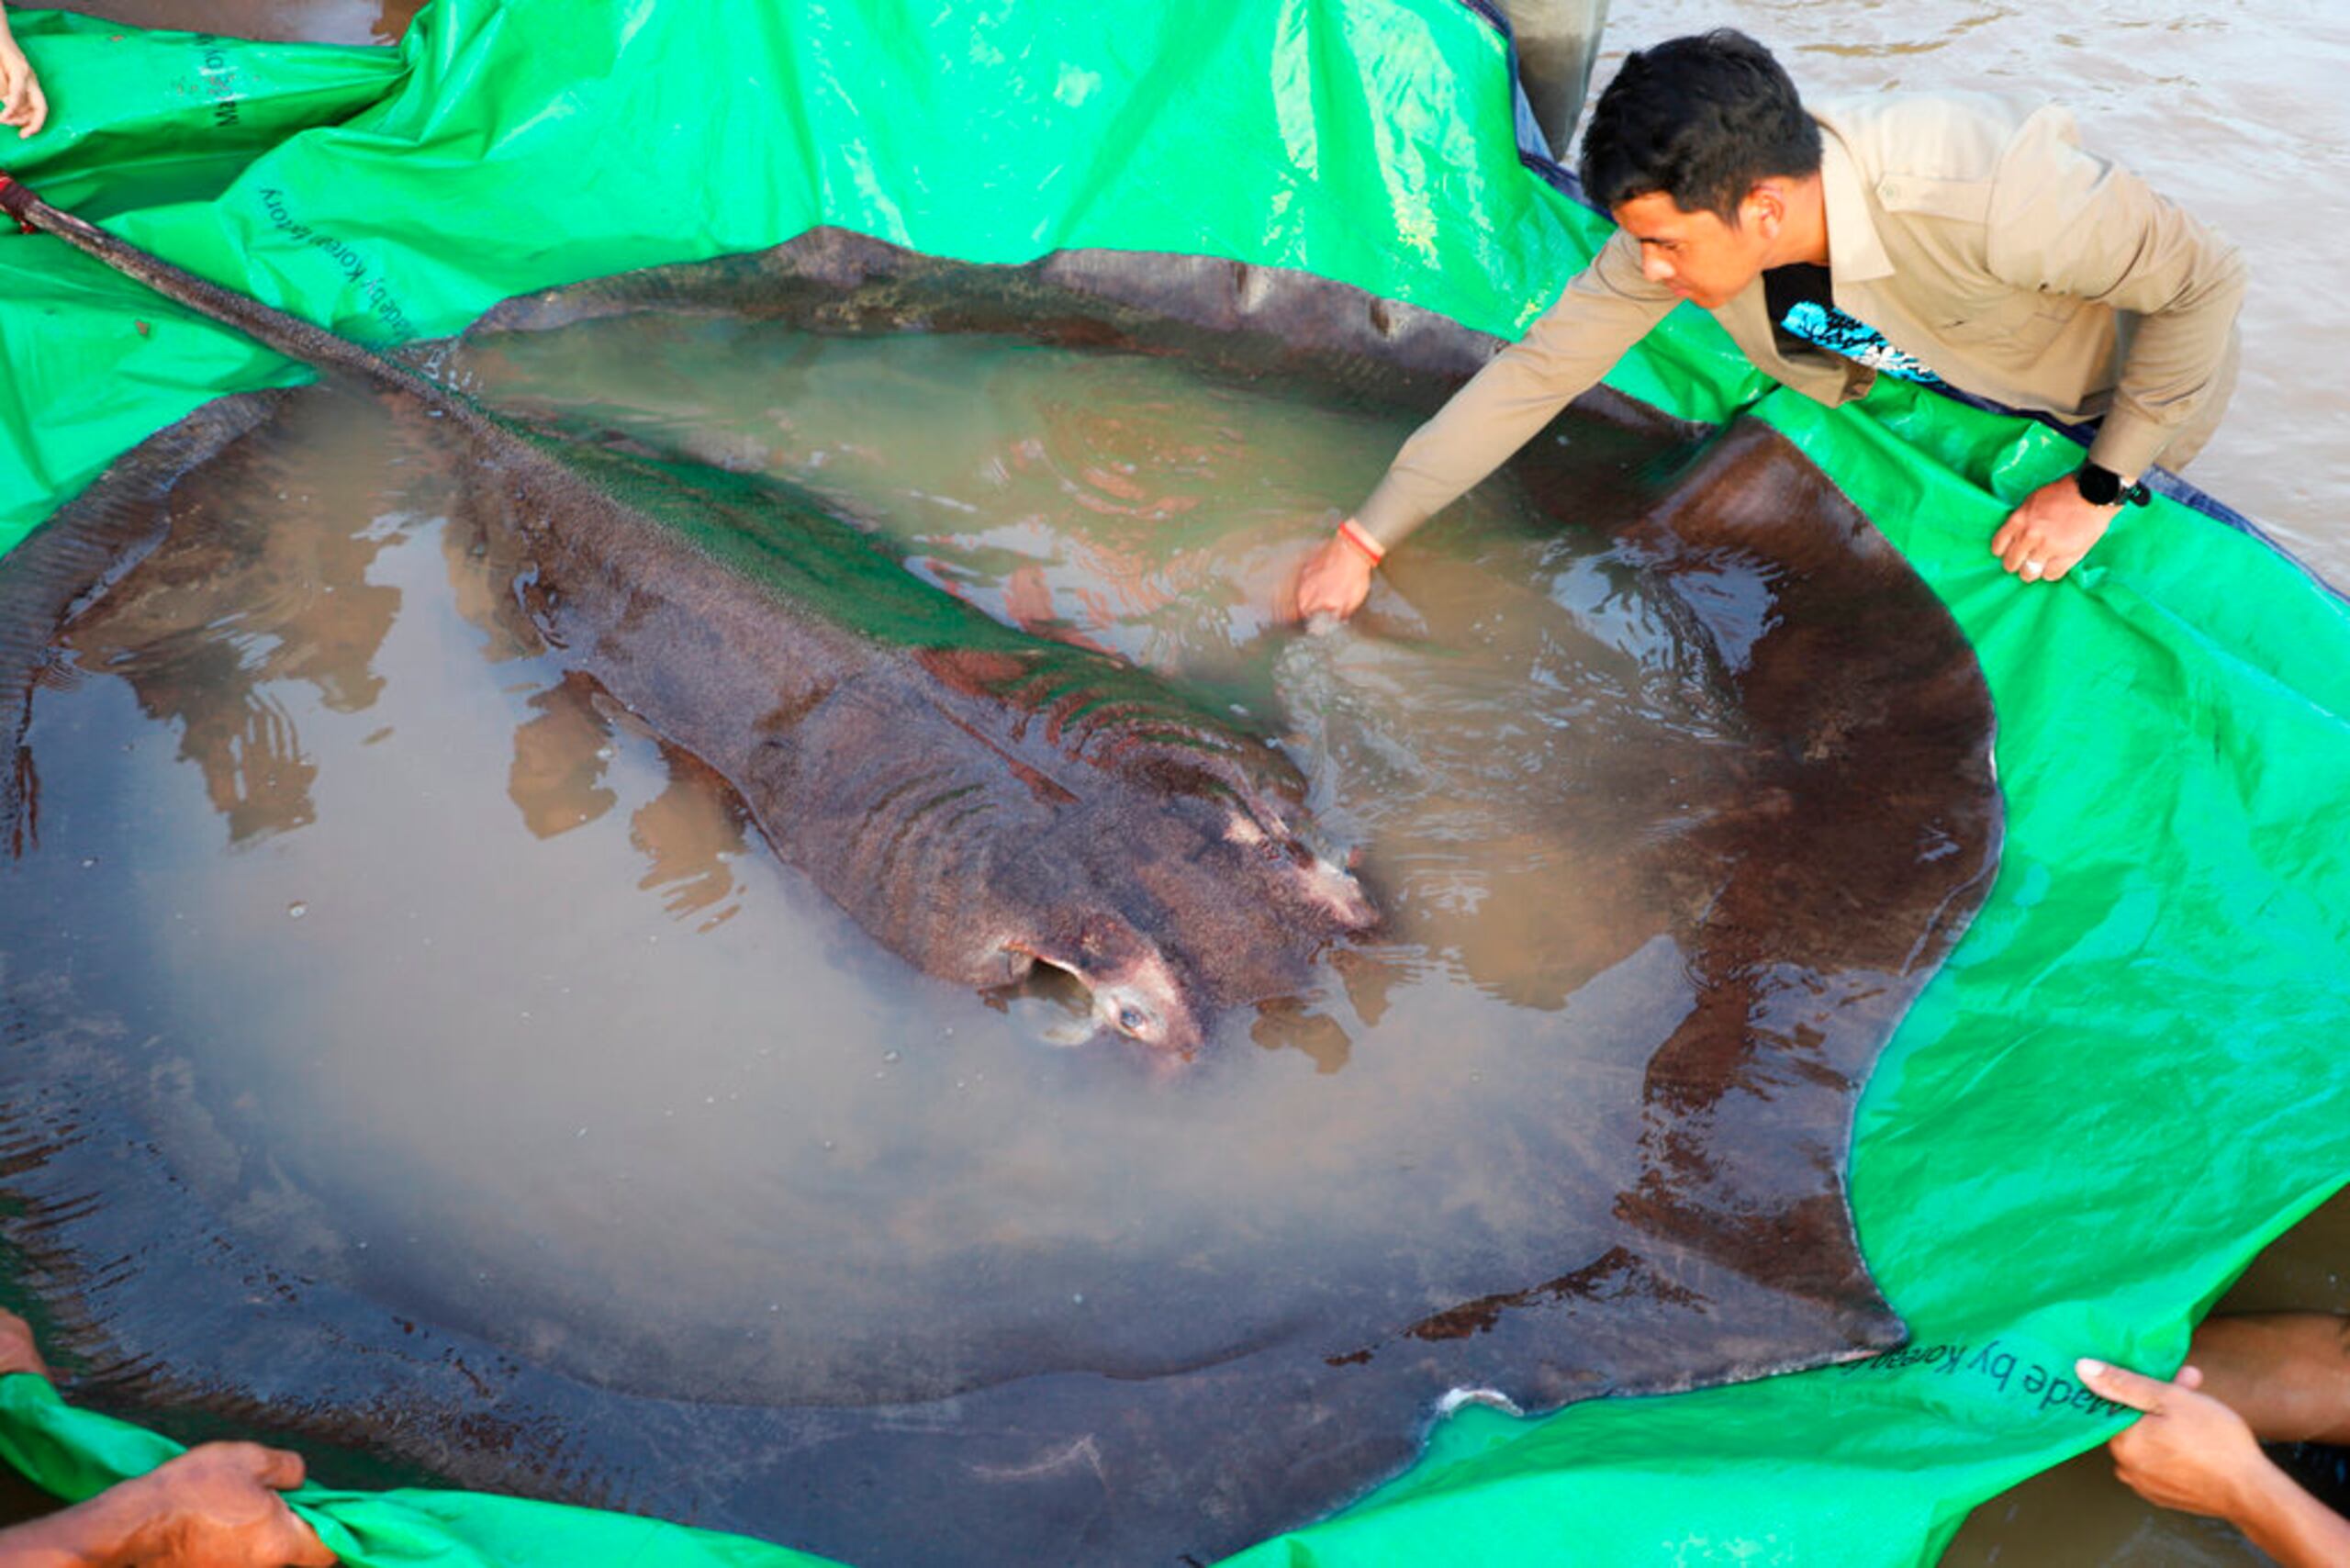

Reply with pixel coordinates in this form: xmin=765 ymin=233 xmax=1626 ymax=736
xmin=1743 ymin=181 xmax=1787 ymax=239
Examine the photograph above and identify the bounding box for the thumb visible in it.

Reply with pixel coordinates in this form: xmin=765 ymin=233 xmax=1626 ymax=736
xmin=2076 ymin=1356 xmax=2176 ymax=1413
xmin=264 ymin=1496 xmax=341 ymax=1568
xmin=283 ymin=1508 xmax=341 ymax=1568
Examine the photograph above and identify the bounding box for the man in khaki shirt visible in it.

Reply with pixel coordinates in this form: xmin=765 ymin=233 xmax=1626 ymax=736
xmin=1294 ymin=28 xmax=2245 ymax=619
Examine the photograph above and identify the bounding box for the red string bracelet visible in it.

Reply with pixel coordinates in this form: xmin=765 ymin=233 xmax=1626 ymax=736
xmin=1337 ymin=518 xmax=1385 ymax=565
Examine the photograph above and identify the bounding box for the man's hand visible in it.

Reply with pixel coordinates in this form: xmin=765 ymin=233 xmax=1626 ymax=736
xmin=0 ymin=31 xmax=48 ymax=140
xmin=1990 ymin=475 xmax=2121 ymax=583
xmin=8 ymin=1442 xmax=338 ymax=1568
xmin=1289 ymin=529 xmax=1376 ymax=622
xmin=2078 ymin=1356 xmax=2350 ymax=1568
xmin=2078 ymin=1359 xmax=2270 ymax=1517
xmin=0 ymin=1306 xmax=52 ymax=1379
xmin=0 ymin=1310 xmax=331 ymax=1566
xmin=106 ymin=1444 xmax=337 ymax=1568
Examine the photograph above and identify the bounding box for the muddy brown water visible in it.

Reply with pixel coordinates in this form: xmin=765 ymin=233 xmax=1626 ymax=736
xmin=3 ymin=1 xmax=2341 ymax=1562
xmin=9 ymin=329 xmax=1727 ymax=1416
xmin=3 ymin=281 xmax=1999 ymax=1564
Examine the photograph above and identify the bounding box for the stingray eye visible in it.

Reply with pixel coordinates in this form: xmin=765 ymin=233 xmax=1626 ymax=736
xmin=1117 ymin=1004 xmax=1152 ymax=1036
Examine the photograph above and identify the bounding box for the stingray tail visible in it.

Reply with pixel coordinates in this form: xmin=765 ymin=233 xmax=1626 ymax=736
xmin=0 ymin=171 xmax=453 ymax=411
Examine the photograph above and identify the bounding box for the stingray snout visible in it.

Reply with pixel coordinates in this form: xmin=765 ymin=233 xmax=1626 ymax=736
xmin=1087 ymin=952 xmax=1205 ymax=1058
xmin=1001 ymin=927 xmax=1205 ymax=1059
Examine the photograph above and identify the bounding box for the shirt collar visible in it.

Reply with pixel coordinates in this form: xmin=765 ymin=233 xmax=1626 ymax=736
xmin=1815 ymin=118 xmax=1893 ymax=284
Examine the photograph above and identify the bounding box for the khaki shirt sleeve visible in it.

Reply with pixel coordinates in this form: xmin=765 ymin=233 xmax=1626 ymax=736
xmin=1354 ymin=229 xmax=1675 ymax=551
xmin=1985 ymin=107 xmax=2247 ymax=480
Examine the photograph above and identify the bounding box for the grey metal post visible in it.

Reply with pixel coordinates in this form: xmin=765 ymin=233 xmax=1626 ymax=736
xmin=1491 ymin=0 xmax=1610 ymax=164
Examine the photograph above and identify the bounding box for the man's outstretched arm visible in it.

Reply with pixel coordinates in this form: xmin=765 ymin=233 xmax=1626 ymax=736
xmin=1294 ymin=230 xmax=1673 ymax=620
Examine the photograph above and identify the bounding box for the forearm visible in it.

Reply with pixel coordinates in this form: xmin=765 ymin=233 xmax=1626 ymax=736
xmin=0 ymin=1488 xmax=152 ymax=1568
xmin=2229 ymin=1460 xmax=2350 ymax=1568
xmin=1988 ymin=116 xmax=2247 ymax=479
xmin=2191 ymin=1314 xmax=2350 ymax=1444
xmin=1354 ymin=236 xmax=1669 ymax=552
xmin=1355 ymin=341 xmax=1603 ymax=548
xmin=2087 ymin=239 xmax=2247 ymax=479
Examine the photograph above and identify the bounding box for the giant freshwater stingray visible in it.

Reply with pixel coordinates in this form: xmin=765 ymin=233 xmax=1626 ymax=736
xmin=0 ymin=200 xmax=2001 ymax=1567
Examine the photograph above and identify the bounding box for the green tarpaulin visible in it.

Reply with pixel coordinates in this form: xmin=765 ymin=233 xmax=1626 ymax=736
xmin=1 ymin=2 xmax=2344 ymax=1562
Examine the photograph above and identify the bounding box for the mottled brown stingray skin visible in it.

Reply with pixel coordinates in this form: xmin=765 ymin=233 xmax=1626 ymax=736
xmin=0 ymin=228 xmax=2001 ymax=1567
xmin=0 ymin=195 xmax=1374 ymax=1062
xmin=427 ymin=411 xmax=1379 ymax=1056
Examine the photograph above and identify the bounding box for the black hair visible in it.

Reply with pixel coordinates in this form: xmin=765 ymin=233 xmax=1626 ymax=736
xmin=1577 ymin=29 xmax=1822 ymax=221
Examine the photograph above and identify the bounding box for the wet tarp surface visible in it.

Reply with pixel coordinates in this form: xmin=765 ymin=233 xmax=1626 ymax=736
xmin=0 ymin=3 xmax=2345 ymax=1565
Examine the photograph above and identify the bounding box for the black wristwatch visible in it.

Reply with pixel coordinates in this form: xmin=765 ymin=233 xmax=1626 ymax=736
xmin=2075 ymin=462 xmax=2152 ymax=509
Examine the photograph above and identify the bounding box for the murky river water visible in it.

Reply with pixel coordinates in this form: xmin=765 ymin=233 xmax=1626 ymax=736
xmin=12 ymin=289 xmax=1980 ymax=1562
xmin=7 ymin=325 xmax=1732 ymax=1404
xmin=7 ymin=1 xmax=2343 ymax=1562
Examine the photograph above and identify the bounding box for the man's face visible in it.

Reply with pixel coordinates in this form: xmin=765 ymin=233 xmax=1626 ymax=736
xmin=1610 ymin=190 xmax=1774 ymax=311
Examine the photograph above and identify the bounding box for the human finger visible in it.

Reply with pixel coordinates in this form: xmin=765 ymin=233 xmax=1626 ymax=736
xmin=1304 ymin=578 xmax=1368 ymax=622
xmin=229 ymin=1483 xmax=341 ymax=1568
xmin=1291 ymin=539 xmax=1369 ymax=622
xmin=2076 ymin=1356 xmax=2174 ymax=1413
xmin=1281 ymin=542 xmax=1318 ymax=621
xmin=1327 ymin=576 xmax=1371 ymax=619
xmin=0 ymin=1308 xmax=51 ymax=1379
xmin=21 ymin=78 xmax=46 ymax=139
xmin=2000 ymin=527 xmax=2052 ymax=579
xmin=185 ymin=1438 xmax=308 ymax=1492
xmin=246 ymin=1441 xmax=310 ymax=1493
xmin=1991 ymin=509 xmax=2034 ymax=569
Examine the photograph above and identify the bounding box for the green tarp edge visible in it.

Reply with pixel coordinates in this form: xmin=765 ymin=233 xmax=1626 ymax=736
xmin=1 ymin=4 xmax=2344 ymax=1564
